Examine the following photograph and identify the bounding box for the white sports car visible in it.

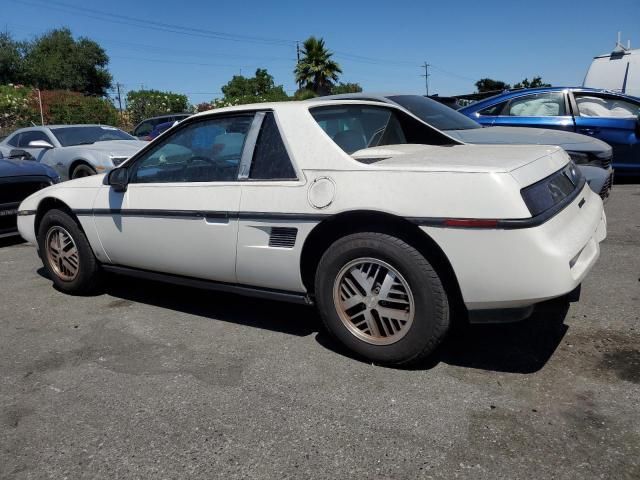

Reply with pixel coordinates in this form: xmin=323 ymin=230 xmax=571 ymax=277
xmin=17 ymin=100 xmax=606 ymax=366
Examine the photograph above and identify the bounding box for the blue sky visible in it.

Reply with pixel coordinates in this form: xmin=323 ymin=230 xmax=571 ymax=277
xmin=3 ymin=0 xmax=639 ymax=104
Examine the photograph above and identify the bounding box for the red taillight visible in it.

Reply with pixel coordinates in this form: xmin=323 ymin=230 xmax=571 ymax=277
xmin=443 ymin=218 xmax=499 ymax=228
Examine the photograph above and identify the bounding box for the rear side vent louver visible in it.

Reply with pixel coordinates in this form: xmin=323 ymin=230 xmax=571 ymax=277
xmin=269 ymin=227 xmax=297 ymax=248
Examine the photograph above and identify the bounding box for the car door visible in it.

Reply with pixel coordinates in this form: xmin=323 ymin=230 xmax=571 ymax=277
xmin=571 ymin=92 xmax=640 ymax=172
xmin=15 ymin=129 xmax=56 ymax=161
xmin=92 ymin=113 xmax=256 ymax=282
xmin=235 ymin=111 xmax=308 ymax=292
xmin=491 ymin=92 xmax=575 ymax=131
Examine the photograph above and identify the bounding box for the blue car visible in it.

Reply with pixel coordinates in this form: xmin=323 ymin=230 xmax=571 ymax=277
xmin=0 ymin=152 xmax=60 ymax=239
xmin=459 ymin=87 xmax=640 ymax=175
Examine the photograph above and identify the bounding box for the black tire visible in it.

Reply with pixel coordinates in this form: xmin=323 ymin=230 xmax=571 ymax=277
xmin=315 ymin=232 xmax=449 ymax=366
xmin=37 ymin=209 xmax=102 ymax=295
xmin=71 ymin=163 xmax=96 ymax=179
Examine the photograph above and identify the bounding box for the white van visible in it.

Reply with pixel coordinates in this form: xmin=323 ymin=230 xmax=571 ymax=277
xmin=584 ymin=36 xmax=639 ymax=98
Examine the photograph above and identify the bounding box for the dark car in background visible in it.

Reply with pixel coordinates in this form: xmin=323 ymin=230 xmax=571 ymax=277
xmin=0 ymin=154 xmax=60 ymax=239
xmin=132 ymin=114 xmax=191 ymax=140
xmin=148 ymin=120 xmax=180 ymax=140
xmin=317 ymin=93 xmax=614 ymax=198
xmin=458 ymin=87 xmax=640 ymax=175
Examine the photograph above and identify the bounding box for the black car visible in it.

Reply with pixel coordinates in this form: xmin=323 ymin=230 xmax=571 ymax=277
xmin=0 ymin=154 xmax=60 ymax=239
xmin=131 ymin=114 xmax=192 ymax=139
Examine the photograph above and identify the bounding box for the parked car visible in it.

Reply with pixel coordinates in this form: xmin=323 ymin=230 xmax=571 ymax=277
xmin=0 ymin=153 xmax=59 ymax=239
xmin=459 ymin=87 xmax=640 ymax=175
xmin=148 ymin=120 xmax=179 ymax=140
xmin=317 ymin=93 xmax=614 ymax=199
xmin=0 ymin=125 xmax=147 ymax=180
xmin=131 ymin=114 xmax=191 ymax=139
xmin=17 ymin=100 xmax=606 ymax=366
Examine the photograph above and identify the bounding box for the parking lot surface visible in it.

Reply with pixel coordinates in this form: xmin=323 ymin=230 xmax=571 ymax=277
xmin=1 ymin=185 xmax=639 ymax=480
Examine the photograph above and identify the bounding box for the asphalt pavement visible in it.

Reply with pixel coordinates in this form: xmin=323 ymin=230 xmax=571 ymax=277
xmin=1 ymin=185 xmax=639 ymax=479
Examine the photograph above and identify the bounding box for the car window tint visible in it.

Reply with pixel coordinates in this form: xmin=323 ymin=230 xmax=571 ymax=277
xmin=6 ymin=133 xmax=20 ymax=147
xmin=478 ymin=101 xmax=507 ymax=116
xmin=575 ymin=94 xmax=640 ymax=118
xmin=17 ymin=130 xmax=51 ymax=147
xmin=249 ymin=113 xmax=296 ymax=180
xmin=134 ymin=121 xmax=154 ymax=137
xmin=130 ymin=115 xmax=254 ymax=183
xmin=506 ymin=92 xmax=566 ymax=116
xmin=310 ymin=105 xmax=452 ymax=156
xmin=388 ymin=95 xmax=481 ymax=130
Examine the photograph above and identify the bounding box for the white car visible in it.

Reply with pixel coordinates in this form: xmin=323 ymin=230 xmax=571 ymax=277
xmin=0 ymin=125 xmax=147 ymax=180
xmin=17 ymin=100 xmax=607 ymax=366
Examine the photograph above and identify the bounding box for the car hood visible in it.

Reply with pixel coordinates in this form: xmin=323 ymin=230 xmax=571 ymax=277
xmin=351 ymin=143 xmax=567 ymax=174
xmin=0 ymin=158 xmax=57 ymax=179
xmin=69 ymin=140 xmax=147 ymax=155
xmin=445 ymin=126 xmax=611 ymax=154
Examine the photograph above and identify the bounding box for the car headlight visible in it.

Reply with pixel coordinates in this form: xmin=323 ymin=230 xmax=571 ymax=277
xmin=567 ymin=151 xmax=590 ymax=165
xmin=110 ymin=156 xmax=128 ymax=167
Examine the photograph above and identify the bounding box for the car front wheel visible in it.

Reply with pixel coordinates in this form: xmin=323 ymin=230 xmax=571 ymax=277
xmin=37 ymin=209 xmax=102 ymax=294
xmin=71 ymin=163 xmax=97 ymax=179
xmin=315 ymin=232 xmax=450 ymax=366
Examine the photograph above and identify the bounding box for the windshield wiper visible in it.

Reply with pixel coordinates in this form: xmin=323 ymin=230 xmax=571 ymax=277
xmin=73 ymin=141 xmax=96 ymax=145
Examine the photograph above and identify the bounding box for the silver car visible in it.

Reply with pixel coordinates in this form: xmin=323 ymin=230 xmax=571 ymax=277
xmin=0 ymin=125 xmax=147 ymax=180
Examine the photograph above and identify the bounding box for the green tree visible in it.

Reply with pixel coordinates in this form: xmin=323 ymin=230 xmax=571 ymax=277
xmin=294 ymin=36 xmax=342 ymax=95
xmin=220 ymin=68 xmax=288 ymax=105
xmin=331 ymin=82 xmax=363 ymax=95
xmin=21 ymin=28 xmax=112 ymax=95
xmin=512 ymin=76 xmax=552 ymax=89
xmin=126 ymin=89 xmax=190 ymax=125
xmin=475 ymin=78 xmax=510 ymax=93
xmin=0 ymin=32 xmax=25 ymax=85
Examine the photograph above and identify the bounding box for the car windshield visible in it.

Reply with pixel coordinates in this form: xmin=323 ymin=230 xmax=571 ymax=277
xmin=387 ymin=95 xmax=481 ymax=131
xmin=51 ymin=126 xmax=135 ymax=146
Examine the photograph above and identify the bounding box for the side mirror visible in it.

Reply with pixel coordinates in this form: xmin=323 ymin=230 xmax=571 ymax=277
xmin=108 ymin=167 xmax=129 ymax=192
xmin=8 ymin=149 xmax=35 ymax=161
xmin=27 ymin=139 xmax=54 ymax=149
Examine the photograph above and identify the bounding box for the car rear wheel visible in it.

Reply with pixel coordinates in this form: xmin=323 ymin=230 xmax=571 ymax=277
xmin=71 ymin=163 xmax=96 ymax=179
xmin=315 ymin=232 xmax=450 ymax=366
xmin=37 ymin=209 xmax=102 ymax=294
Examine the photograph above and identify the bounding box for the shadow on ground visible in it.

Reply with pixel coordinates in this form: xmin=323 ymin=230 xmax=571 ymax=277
xmin=38 ymin=269 xmax=570 ymax=374
xmin=0 ymin=237 xmax=25 ymax=248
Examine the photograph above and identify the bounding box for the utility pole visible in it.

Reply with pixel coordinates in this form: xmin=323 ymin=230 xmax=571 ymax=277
xmin=115 ymin=83 xmax=123 ymax=112
xmin=421 ymin=62 xmax=431 ymax=96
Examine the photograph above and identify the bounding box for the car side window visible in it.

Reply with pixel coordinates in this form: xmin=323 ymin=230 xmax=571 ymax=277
xmin=505 ymin=93 xmax=566 ymax=117
xmin=129 ymin=115 xmax=254 ymax=184
xmin=574 ymin=94 xmax=640 ymax=118
xmin=310 ymin=105 xmax=452 ymax=156
xmin=134 ymin=121 xmax=154 ymax=137
xmin=17 ymin=131 xmax=52 ymax=147
xmin=478 ymin=101 xmax=507 ymax=116
xmin=6 ymin=133 xmax=20 ymax=147
xmin=249 ymin=113 xmax=296 ymax=180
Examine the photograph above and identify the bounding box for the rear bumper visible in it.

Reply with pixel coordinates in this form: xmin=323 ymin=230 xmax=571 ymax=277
xmin=422 ymin=185 xmax=606 ymax=311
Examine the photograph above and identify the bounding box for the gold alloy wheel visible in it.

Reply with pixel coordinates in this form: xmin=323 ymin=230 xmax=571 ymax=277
xmin=45 ymin=226 xmax=80 ymax=281
xmin=333 ymin=257 xmax=415 ymax=345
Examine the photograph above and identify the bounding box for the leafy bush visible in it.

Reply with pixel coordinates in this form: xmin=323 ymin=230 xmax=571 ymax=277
xmin=126 ymin=90 xmax=190 ymax=125
xmin=42 ymin=90 xmax=119 ymax=125
xmin=0 ymin=84 xmax=38 ymax=133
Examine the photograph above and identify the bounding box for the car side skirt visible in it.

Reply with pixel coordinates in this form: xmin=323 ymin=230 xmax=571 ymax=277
xmin=102 ymin=264 xmax=314 ymax=305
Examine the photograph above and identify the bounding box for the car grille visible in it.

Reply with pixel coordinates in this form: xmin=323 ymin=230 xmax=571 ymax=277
xmin=0 ymin=176 xmax=52 ymax=233
xmin=599 ymin=172 xmax=613 ymax=201
xmin=599 ymin=154 xmax=612 ymax=170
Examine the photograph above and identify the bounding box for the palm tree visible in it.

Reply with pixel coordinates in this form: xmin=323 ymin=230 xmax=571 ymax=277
xmin=294 ymin=36 xmax=342 ymax=96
